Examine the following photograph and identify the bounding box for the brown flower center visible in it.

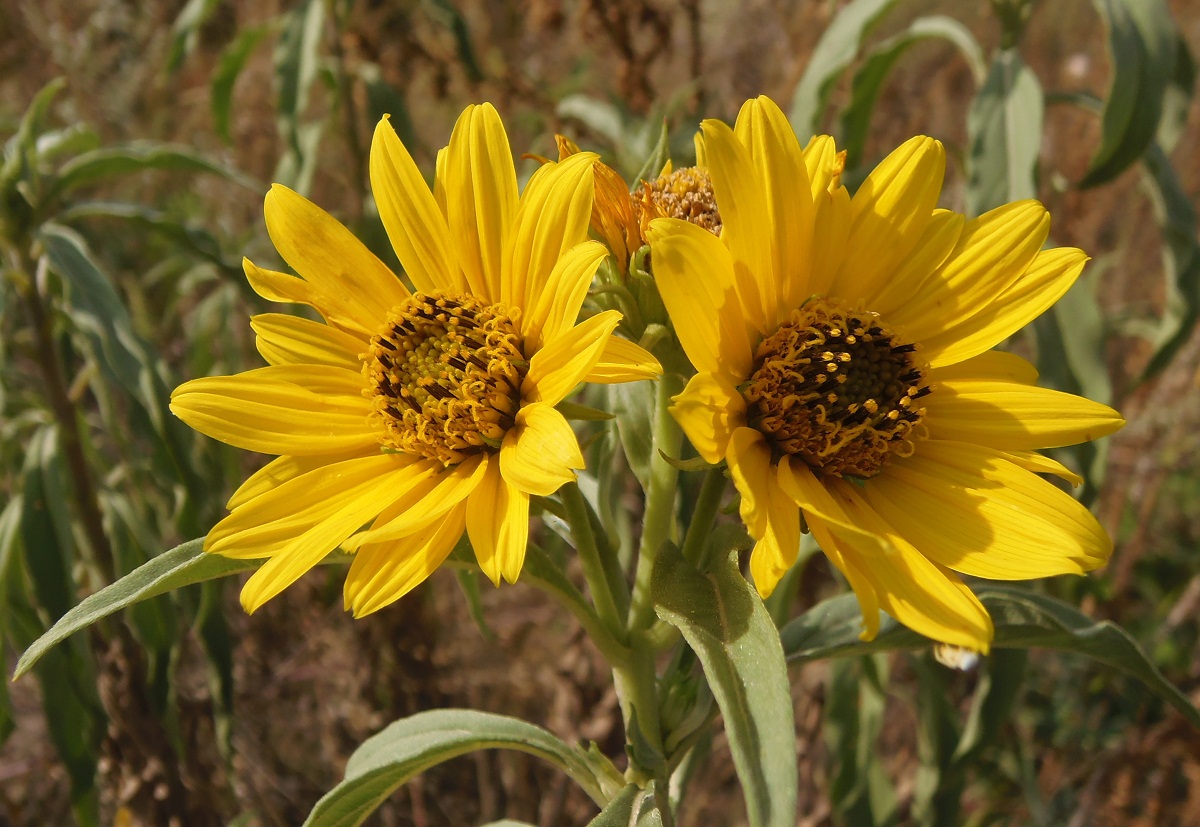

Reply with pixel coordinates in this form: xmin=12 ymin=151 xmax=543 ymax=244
xmin=364 ymin=292 xmax=526 ymax=465
xmin=635 ymin=166 xmax=722 ymax=236
xmin=742 ymin=298 xmax=929 ymax=478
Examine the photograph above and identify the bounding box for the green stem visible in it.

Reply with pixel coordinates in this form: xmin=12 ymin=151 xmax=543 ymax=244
xmin=12 ymin=248 xmax=116 ymax=582
xmin=679 ymin=466 xmax=727 ymax=569
xmin=627 ymin=372 xmax=685 ymax=631
xmin=561 ymin=482 xmax=626 ymax=639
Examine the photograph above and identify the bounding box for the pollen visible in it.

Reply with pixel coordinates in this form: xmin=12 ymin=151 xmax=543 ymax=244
xmin=742 ymin=297 xmax=929 ymax=479
xmin=635 ymin=166 xmax=722 ymax=237
xmin=364 ymin=292 xmax=526 ymax=465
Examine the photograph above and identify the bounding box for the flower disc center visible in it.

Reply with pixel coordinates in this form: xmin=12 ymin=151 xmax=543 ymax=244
xmin=365 ymin=292 xmax=525 ymax=465
xmin=743 ymin=297 xmax=929 ymax=478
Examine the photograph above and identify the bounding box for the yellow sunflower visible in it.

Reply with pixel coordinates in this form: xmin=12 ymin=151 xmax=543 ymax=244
xmin=171 ymin=103 xmax=661 ymax=617
xmin=646 ymin=95 xmax=1123 ymax=651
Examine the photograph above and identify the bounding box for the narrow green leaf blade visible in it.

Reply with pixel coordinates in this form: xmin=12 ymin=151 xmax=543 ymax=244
xmin=966 ymin=49 xmax=1043 ymax=217
xmin=14 ymin=539 xmax=254 ymax=678
xmin=840 ymin=15 xmax=985 ymax=167
xmin=652 ymin=546 xmax=797 ymax=827
xmin=20 ymin=426 xmax=76 ymax=621
xmin=212 ymin=25 xmax=271 ymax=144
xmin=1081 ymin=0 xmax=1178 ymax=187
xmin=781 ymin=587 xmax=1200 ymax=729
xmin=303 ymin=710 xmax=609 ymax=827
xmin=789 ymin=0 xmax=900 ymax=138
xmin=52 ymin=141 xmax=258 ymax=197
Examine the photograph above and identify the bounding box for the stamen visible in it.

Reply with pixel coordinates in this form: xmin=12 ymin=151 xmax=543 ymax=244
xmin=742 ymin=297 xmax=929 ymax=478
xmin=363 ymin=291 xmax=526 ymax=465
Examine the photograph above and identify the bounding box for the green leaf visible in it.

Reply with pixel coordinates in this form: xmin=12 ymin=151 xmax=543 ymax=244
xmin=423 ymin=0 xmax=483 ymax=83
xmin=360 ymin=61 xmax=415 ymax=149
xmin=212 ymin=24 xmax=271 ymax=144
xmin=840 ymin=15 xmax=984 ymax=168
xmin=20 ymin=425 xmax=76 ymax=621
xmin=789 ymin=0 xmax=900 ymax=138
xmin=0 ymin=497 xmax=24 ymax=745
xmin=587 ymin=784 xmax=662 ymax=826
xmin=911 ymin=656 xmax=963 ymax=827
xmin=51 ymin=141 xmax=258 ymax=199
xmin=1081 ymin=0 xmax=1178 ymax=187
xmin=1138 ymin=142 xmax=1200 ymax=381
xmin=14 ymin=538 xmax=256 ymax=678
xmin=57 ymin=201 xmax=232 ymax=267
xmin=303 ymin=710 xmax=613 ymax=826
xmin=632 ymin=119 xmax=671 ymax=185
xmin=824 ymin=656 xmax=896 ymax=826
xmin=652 ymin=545 xmax=797 ymax=827
xmin=952 ymin=649 xmax=1027 ymax=765
xmin=167 ymin=0 xmax=221 ymax=71
xmin=611 ymin=380 xmax=657 ymax=493
xmin=275 ymin=0 xmax=326 ymax=192
xmin=781 ymin=587 xmax=1200 ymax=729
xmin=965 ymin=49 xmax=1043 ymax=217
xmin=1157 ymin=34 xmax=1195 ymax=153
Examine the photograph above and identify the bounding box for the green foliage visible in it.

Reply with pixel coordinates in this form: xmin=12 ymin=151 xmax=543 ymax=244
xmin=653 ymin=546 xmax=797 ymax=827
xmin=303 ymin=710 xmax=621 ymax=826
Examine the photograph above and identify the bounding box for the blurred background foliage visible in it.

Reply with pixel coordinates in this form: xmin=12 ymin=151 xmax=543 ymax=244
xmin=1 ymin=0 xmax=1199 ymax=824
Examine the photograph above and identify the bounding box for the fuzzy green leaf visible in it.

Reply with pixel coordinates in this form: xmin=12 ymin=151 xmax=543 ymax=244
xmin=781 ymin=587 xmax=1200 ymax=729
xmin=652 ymin=546 xmax=797 ymax=827
xmin=1081 ymin=0 xmax=1178 ymax=187
xmin=303 ymin=710 xmax=612 ymax=827
xmin=966 ymin=48 xmax=1043 ymax=217
xmin=14 ymin=539 xmax=254 ymax=678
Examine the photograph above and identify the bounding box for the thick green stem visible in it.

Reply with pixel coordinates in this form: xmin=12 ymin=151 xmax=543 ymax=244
xmin=14 ymin=249 xmax=116 ymax=582
xmin=627 ymin=372 xmax=685 ymax=631
xmin=561 ymin=482 xmax=626 ymax=639
xmin=679 ymin=466 xmax=727 ymax=569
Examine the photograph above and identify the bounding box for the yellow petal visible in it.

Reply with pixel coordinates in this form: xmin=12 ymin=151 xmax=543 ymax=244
xmin=244 ymin=258 xmax=374 ymax=338
xmin=871 ymin=209 xmax=964 ymax=317
xmin=445 ymin=103 xmax=518 ymax=302
xmin=237 ymin=460 xmax=421 ymax=612
xmin=584 ymin=336 xmax=663 ymax=384
xmin=522 ymin=239 xmax=607 ymax=353
xmin=777 ymin=457 xmax=887 ymax=640
xmin=209 ymin=453 xmax=416 ymax=558
xmin=170 ymin=374 xmax=375 ymax=456
xmin=923 ymin=379 xmax=1124 ymax=450
xmin=226 ymin=451 xmax=369 ymax=510
xmin=802 ymin=135 xmax=845 ymax=200
xmin=927 ymin=349 xmax=1039 ymax=384
xmin=808 ymin=184 xmax=851 ymax=298
xmin=1002 ymin=450 xmax=1085 ymax=487
xmin=834 ymin=137 xmax=945 ymax=304
xmin=341 ymin=455 xmax=487 ymax=549
xmin=344 ymin=504 xmax=467 ymax=617
xmin=251 ymin=313 xmax=364 ymax=369
xmin=726 ymin=428 xmax=802 ymax=597
xmin=263 ymin=185 xmax=407 ymax=330
xmin=824 ymin=479 xmax=994 ymax=651
xmin=888 ymin=200 xmax=1051 ymax=345
xmin=466 ymin=461 xmax=530 ymax=586
xmin=732 ymin=96 xmax=815 ymax=322
xmin=865 ymin=440 xmax=1111 ymax=579
xmin=370 ymin=116 xmax=461 ymax=293
xmin=669 ymin=371 xmax=746 ymax=464
xmin=507 ymin=153 xmax=597 ymax=315
xmin=699 ymin=118 xmax=773 ymax=332
xmin=524 ymin=310 xmax=621 ymax=406
xmin=921 ymin=247 xmax=1089 ymax=368
xmin=645 ymin=217 xmax=754 ymax=379
xmin=500 ymin=402 xmax=584 ymax=496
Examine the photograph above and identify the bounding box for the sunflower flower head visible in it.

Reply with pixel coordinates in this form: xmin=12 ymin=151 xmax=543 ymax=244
xmin=171 ymin=103 xmax=660 ymax=618
xmin=648 ymin=94 xmax=1124 ymax=653
xmin=634 ymin=164 xmax=721 ymax=239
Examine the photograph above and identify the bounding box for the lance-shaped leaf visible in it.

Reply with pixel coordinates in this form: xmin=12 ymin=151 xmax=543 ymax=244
xmin=789 ymin=0 xmax=900 ymax=138
xmin=50 ymin=141 xmax=258 ymax=199
xmin=781 ymin=587 xmax=1200 ymax=729
xmin=652 ymin=545 xmax=797 ymax=827
xmin=1081 ymin=0 xmax=1178 ymax=187
xmin=14 ymin=539 xmax=255 ymax=678
xmin=303 ymin=710 xmax=615 ymax=827
xmin=841 ymin=15 xmax=985 ymax=168
xmin=966 ymin=49 xmax=1043 ymax=217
